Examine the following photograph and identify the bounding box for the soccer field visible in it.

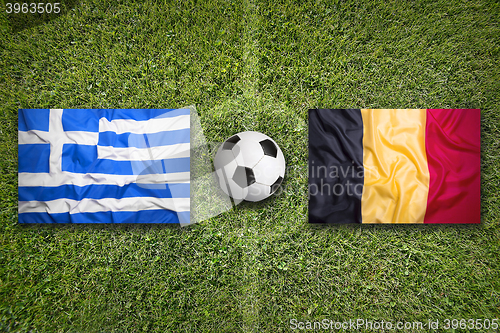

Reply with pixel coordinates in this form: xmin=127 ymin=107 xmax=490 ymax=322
xmin=1 ymin=0 xmax=499 ymax=331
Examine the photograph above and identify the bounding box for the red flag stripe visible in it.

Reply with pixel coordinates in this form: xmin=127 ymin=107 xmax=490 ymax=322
xmin=424 ymin=109 xmax=481 ymax=223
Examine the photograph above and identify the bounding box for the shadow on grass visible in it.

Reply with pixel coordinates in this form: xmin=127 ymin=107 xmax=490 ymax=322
xmin=5 ymin=0 xmax=79 ymax=33
xmin=308 ymin=222 xmax=484 ymax=234
xmin=16 ymin=222 xmax=185 ymax=233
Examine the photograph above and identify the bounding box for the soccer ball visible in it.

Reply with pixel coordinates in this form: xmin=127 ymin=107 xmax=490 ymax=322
xmin=214 ymin=131 xmax=285 ymax=202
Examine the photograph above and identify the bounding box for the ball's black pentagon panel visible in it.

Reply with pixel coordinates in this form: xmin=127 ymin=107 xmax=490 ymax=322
xmin=232 ymin=166 xmax=256 ymax=187
xmin=223 ymin=134 xmax=241 ymax=150
xmin=259 ymin=139 xmax=278 ymax=158
xmin=245 ymin=167 xmax=256 ymax=186
xmin=270 ymin=176 xmax=283 ymax=193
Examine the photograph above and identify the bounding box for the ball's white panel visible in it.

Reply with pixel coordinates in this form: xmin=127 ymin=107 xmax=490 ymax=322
xmin=233 ymin=139 xmax=265 ymax=168
xmin=236 ymin=131 xmax=269 ymax=142
xmin=214 ymin=149 xmax=235 ymax=171
xmin=253 ymin=155 xmax=284 ymax=186
xmin=245 ymin=182 xmax=271 ymax=202
xmin=225 ymin=176 xmax=248 ymax=201
xmin=215 ymin=158 xmax=237 ymax=185
xmin=215 ymin=159 xmax=248 ymax=200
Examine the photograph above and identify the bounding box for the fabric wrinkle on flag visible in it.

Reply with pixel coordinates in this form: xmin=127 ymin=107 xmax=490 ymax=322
xmin=308 ymin=108 xmax=481 ymax=224
xmin=18 ymin=108 xmax=190 ymax=224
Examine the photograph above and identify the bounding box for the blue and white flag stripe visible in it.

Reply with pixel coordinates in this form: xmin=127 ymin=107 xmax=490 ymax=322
xmin=18 ymin=171 xmax=190 ymax=187
xmin=96 ymin=143 xmax=191 ymax=161
xmin=18 ymin=197 xmax=190 ymax=214
xmin=99 ymin=115 xmax=189 ymax=134
xmin=60 ymin=108 xmax=190 ymax=132
xmin=18 ymin=183 xmax=191 ymax=201
xmin=98 ymin=128 xmax=190 ymax=148
xmin=62 ymin=145 xmax=190 ymax=174
xmin=18 ymin=108 xmax=190 ymax=224
xmin=19 ymin=210 xmax=190 ymax=224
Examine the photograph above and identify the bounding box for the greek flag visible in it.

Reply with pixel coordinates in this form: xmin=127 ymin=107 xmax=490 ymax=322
xmin=18 ymin=109 xmax=190 ymax=224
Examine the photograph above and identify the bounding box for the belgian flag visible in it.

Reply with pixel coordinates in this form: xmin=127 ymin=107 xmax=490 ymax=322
xmin=308 ymin=109 xmax=481 ymax=224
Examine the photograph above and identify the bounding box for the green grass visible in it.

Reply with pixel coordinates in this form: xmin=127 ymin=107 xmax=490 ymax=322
xmin=1 ymin=0 xmax=499 ymax=331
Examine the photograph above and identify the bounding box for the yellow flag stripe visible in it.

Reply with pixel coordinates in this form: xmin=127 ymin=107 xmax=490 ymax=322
xmin=361 ymin=109 xmax=430 ymax=223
